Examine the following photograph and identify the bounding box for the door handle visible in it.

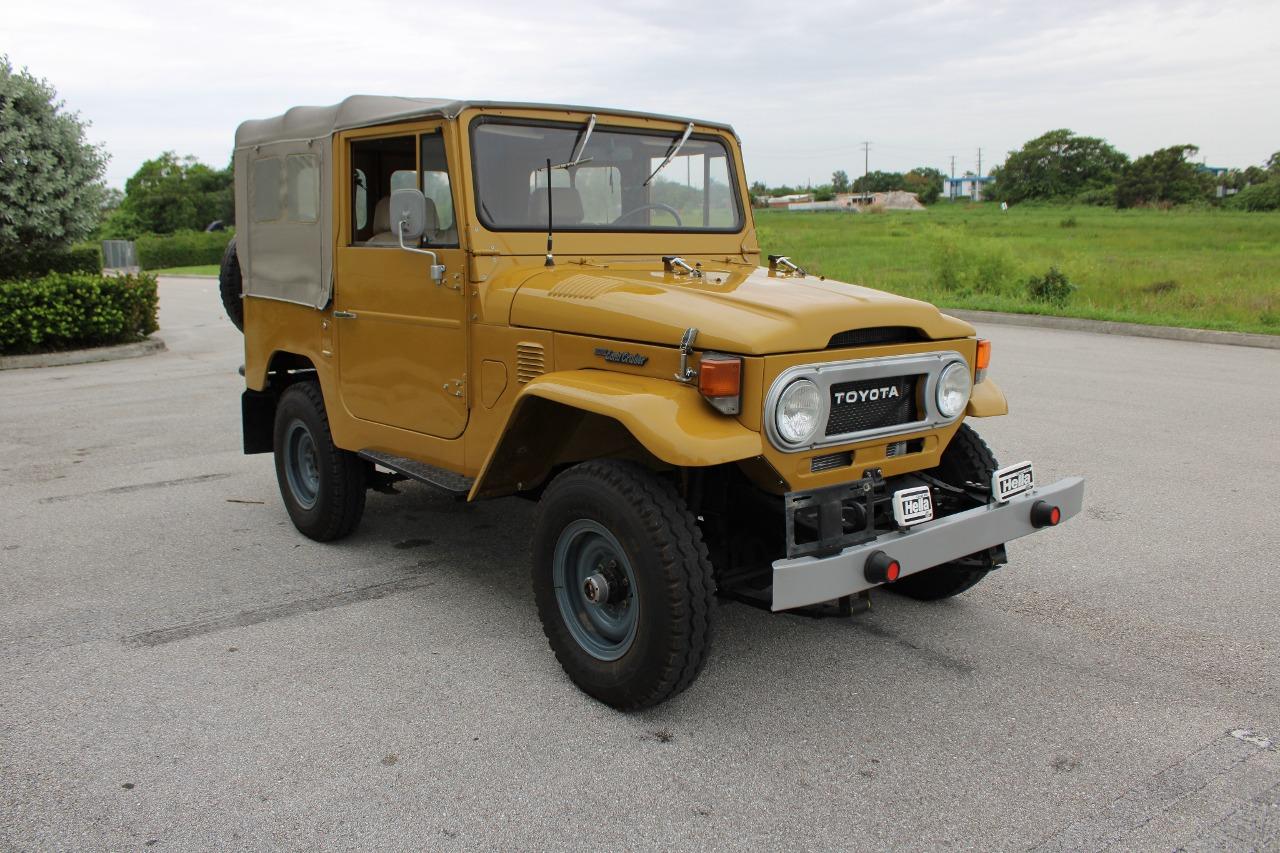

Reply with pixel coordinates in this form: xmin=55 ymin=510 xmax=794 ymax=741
xmin=333 ymin=311 xmax=357 ymax=319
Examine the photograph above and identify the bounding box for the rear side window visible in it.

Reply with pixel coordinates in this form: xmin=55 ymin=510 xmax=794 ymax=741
xmin=252 ymin=157 xmax=282 ymax=222
xmin=286 ymin=154 xmax=320 ymax=222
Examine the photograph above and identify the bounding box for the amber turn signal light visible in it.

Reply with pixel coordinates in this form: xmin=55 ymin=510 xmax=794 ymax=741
xmin=975 ymin=339 xmax=991 ymax=383
xmin=698 ymin=353 xmax=742 ymax=414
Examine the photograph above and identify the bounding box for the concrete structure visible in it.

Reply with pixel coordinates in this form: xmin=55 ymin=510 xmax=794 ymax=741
xmin=944 ymin=174 xmax=993 ymax=201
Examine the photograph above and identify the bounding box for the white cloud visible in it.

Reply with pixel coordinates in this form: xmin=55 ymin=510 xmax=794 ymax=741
xmin=7 ymin=0 xmax=1278 ymax=187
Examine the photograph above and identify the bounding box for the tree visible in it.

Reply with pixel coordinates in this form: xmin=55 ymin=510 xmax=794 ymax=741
xmin=1268 ymin=151 xmax=1280 ymax=174
xmin=903 ymin=167 xmax=944 ymax=204
xmin=831 ymin=170 xmax=850 ymax=193
xmin=111 ymin=152 xmax=233 ymax=236
xmin=852 ymin=170 xmax=905 ymax=193
xmin=0 ymin=56 xmax=107 ymax=275
xmin=1115 ymin=145 xmax=1213 ymax=208
xmin=987 ymin=129 xmax=1128 ymax=203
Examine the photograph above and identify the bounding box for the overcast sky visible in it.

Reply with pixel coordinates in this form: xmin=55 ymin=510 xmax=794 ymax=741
xmin=9 ymin=0 xmax=1279 ymax=188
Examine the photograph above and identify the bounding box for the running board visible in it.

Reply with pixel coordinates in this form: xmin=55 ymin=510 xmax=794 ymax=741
xmin=358 ymin=450 xmax=474 ymax=497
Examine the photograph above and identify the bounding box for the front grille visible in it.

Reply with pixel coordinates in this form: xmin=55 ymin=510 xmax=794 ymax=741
xmin=825 ymin=375 xmax=919 ymax=437
xmin=811 ymin=451 xmax=852 ymax=472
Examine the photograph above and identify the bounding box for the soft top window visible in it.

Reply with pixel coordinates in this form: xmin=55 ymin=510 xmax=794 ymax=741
xmin=471 ymin=118 xmax=742 ymax=233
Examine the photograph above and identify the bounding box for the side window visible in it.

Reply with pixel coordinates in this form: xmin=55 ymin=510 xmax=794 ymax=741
xmin=252 ymin=157 xmax=282 ymax=222
xmin=286 ymin=154 xmax=320 ymax=222
xmin=348 ymin=135 xmax=416 ymax=245
xmin=420 ymin=132 xmax=457 ymax=247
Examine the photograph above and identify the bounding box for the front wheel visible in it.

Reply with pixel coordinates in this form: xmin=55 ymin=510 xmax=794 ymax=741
xmin=532 ymin=460 xmax=715 ymax=710
xmin=272 ymin=382 xmax=366 ymax=541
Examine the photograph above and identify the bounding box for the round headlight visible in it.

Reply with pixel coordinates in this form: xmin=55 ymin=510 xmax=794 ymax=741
xmin=936 ymin=361 xmax=972 ymax=418
xmin=776 ymin=379 xmax=823 ymax=445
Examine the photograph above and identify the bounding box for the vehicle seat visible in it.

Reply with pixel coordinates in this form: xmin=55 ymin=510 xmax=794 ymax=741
xmin=528 ymin=187 xmax=584 ymax=226
xmin=366 ymin=196 xmax=440 ymax=245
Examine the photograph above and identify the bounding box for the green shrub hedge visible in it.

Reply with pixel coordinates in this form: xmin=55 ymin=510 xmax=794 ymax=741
xmin=1226 ymin=181 xmax=1280 ymax=212
xmin=0 ymin=244 xmax=103 ymax=279
xmin=0 ymin=273 xmax=159 ymax=355
xmin=135 ymin=230 xmax=233 ymax=270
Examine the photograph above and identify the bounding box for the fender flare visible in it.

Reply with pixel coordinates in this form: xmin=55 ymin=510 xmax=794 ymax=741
xmin=966 ymin=377 xmax=1008 ymax=417
xmin=469 ymin=370 xmax=762 ymax=499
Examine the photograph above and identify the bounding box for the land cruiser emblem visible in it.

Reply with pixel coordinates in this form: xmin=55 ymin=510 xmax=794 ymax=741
xmin=594 ymin=347 xmax=648 ymax=366
xmin=834 ymin=386 xmax=900 ymax=404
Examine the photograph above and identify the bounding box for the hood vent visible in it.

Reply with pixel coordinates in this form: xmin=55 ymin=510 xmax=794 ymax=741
xmin=548 ymin=274 xmax=619 ymax=301
xmin=828 ymin=327 xmax=926 ymax=349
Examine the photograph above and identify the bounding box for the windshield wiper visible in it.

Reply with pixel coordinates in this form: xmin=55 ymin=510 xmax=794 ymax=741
xmin=643 ymin=122 xmax=694 ymax=187
xmin=549 ymin=113 xmax=597 ymax=170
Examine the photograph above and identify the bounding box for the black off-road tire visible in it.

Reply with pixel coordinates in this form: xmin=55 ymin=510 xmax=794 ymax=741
xmin=219 ymin=237 xmax=244 ymax=332
xmin=532 ymin=460 xmax=715 ymax=710
xmin=892 ymin=423 xmax=1000 ymax=601
xmin=272 ymin=382 xmax=366 ymax=541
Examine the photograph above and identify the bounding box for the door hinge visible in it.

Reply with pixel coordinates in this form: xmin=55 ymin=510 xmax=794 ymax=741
xmin=442 ymin=378 xmax=465 ymax=398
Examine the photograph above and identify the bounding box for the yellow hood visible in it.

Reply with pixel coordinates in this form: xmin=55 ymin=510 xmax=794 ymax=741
xmin=507 ymin=265 xmax=974 ymax=355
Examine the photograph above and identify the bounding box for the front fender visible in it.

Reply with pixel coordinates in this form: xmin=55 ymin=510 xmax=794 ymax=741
xmin=469 ymin=370 xmax=762 ymax=499
xmin=966 ymin=378 xmax=1008 ymax=417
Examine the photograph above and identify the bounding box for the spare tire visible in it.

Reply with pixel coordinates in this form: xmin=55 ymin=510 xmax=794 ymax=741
xmin=219 ymin=237 xmax=244 ymax=332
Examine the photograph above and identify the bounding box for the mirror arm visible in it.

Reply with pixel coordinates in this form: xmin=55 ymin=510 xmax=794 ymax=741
xmin=398 ymin=220 xmax=445 ymax=284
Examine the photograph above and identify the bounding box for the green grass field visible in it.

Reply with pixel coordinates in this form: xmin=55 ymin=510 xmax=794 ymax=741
xmin=755 ymin=205 xmax=1280 ymax=335
xmin=152 ymin=264 xmax=219 ymax=277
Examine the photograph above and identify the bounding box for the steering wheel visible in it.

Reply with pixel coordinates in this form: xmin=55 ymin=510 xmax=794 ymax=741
xmin=612 ymin=203 xmax=683 ymax=227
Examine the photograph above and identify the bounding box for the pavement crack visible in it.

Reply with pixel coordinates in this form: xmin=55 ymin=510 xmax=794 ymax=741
xmin=41 ymin=473 xmax=232 ymax=503
xmin=120 ymin=570 xmax=435 ymax=648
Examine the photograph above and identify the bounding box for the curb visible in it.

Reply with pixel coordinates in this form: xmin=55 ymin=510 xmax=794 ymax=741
xmin=156 ymin=274 xmax=218 ymax=280
xmin=946 ymin=310 xmax=1280 ymax=350
xmin=0 ymin=337 xmax=166 ymax=371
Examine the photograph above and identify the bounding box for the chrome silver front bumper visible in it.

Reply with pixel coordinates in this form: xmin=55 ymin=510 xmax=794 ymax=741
xmin=771 ymin=476 xmax=1085 ymax=611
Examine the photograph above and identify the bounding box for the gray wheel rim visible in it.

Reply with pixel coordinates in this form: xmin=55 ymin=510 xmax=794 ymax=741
xmin=284 ymin=419 xmax=320 ymax=510
xmin=552 ymin=519 xmax=638 ymax=661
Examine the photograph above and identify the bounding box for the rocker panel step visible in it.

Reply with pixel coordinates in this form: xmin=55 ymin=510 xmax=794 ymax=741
xmin=358 ymin=450 xmax=474 ymax=496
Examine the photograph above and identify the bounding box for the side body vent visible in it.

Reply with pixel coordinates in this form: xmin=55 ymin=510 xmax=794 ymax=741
xmin=828 ymin=327 xmax=926 ymax=348
xmin=515 ymin=342 xmax=545 ymax=384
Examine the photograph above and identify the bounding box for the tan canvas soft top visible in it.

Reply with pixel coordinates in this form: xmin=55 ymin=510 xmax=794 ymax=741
xmin=232 ymin=96 xmax=735 ymax=311
xmin=234 ymin=95 xmax=735 ymax=148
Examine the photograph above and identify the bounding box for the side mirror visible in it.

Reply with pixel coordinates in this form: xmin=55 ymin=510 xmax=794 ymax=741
xmin=390 ymin=187 xmax=445 ymax=284
xmin=391 ymin=188 xmax=427 ymax=241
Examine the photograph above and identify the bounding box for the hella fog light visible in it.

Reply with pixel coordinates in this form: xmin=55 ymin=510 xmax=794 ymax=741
xmin=935 ymin=361 xmax=972 ymax=418
xmin=776 ymin=379 xmax=823 ymax=445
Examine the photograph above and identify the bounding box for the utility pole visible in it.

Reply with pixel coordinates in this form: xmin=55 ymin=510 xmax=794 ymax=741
xmin=976 ymin=148 xmax=983 ymax=201
xmin=860 ymin=141 xmax=871 ymax=198
xmin=950 ymin=155 xmax=956 ymax=200
xmin=977 ymin=148 xmax=983 ymax=176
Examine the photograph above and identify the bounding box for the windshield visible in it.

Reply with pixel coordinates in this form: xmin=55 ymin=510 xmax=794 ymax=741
xmin=471 ymin=118 xmax=743 ymax=232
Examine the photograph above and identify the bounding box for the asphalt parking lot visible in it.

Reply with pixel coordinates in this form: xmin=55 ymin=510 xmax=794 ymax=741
xmin=2 ymin=278 xmax=1278 ymax=850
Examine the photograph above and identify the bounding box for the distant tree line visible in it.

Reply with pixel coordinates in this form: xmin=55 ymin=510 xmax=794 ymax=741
xmin=751 ymin=130 xmax=1279 ymax=212
xmin=987 ymin=129 xmax=1279 ymax=210
xmin=750 ymin=166 xmax=946 ymax=205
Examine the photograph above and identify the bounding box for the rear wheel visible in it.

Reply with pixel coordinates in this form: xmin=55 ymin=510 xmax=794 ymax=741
xmin=272 ymin=382 xmax=366 ymax=541
xmin=892 ymin=423 xmax=1002 ymax=600
xmin=219 ymin=237 xmax=244 ymax=332
xmin=532 ymin=460 xmax=715 ymax=710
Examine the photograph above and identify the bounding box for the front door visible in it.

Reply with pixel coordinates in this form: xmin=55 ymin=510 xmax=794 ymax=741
xmin=335 ymin=127 xmax=468 ymax=438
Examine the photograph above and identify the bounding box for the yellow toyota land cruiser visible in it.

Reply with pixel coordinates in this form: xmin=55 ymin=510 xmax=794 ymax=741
xmin=221 ymin=96 xmax=1084 ymax=710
